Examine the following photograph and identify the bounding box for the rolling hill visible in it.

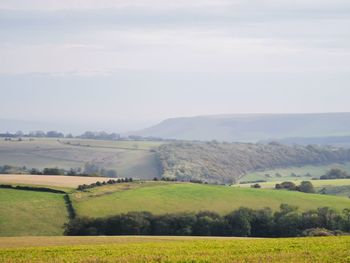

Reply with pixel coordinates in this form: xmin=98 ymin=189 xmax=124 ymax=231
xmin=71 ymin=182 xmax=350 ymax=218
xmin=135 ymin=113 xmax=350 ymax=142
xmin=0 ymin=138 xmax=162 ymax=179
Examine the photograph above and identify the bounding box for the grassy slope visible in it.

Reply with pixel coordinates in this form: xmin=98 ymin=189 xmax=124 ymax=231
xmin=0 ymin=139 xmax=162 ymax=179
xmin=238 ymin=178 xmax=350 ymax=197
xmin=0 ymin=189 xmax=68 ymax=237
xmin=0 ymin=236 xmax=349 ymax=262
xmin=238 ymin=179 xmax=350 ymax=188
xmin=72 ymin=182 xmax=350 ymax=217
xmin=241 ymin=162 xmax=350 ymax=182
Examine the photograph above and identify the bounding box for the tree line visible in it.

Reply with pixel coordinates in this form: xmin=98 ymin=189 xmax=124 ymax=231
xmin=77 ymin=178 xmax=133 ymax=191
xmin=0 ymin=184 xmax=66 ymax=194
xmin=64 ymin=204 xmax=350 ymax=237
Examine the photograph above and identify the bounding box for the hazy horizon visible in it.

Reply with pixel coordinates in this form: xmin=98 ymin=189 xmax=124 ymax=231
xmin=1 ymin=0 xmax=350 ymax=133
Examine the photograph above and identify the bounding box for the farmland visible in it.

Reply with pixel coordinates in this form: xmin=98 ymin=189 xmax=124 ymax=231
xmin=72 ymin=182 xmax=350 ymax=217
xmin=0 ymin=138 xmax=163 ymax=179
xmin=0 ymin=188 xmax=68 ymax=237
xmin=0 ymin=236 xmax=349 ymax=262
xmin=241 ymin=163 xmax=350 ymax=183
xmin=0 ymin=174 xmax=115 ymax=189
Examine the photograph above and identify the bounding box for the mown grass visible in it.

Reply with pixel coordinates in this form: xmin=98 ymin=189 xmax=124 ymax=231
xmin=0 ymin=189 xmax=68 ymax=237
xmin=0 ymin=236 xmax=349 ymax=262
xmin=72 ymin=182 xmax=350 ymax=217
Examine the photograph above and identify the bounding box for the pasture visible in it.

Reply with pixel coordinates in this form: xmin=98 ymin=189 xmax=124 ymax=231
xmin=0 ymin=189 xmax=68 ymax=236
xmin=72 ymin=182 xmax=350 ymax=217
xmin=241 ymin=162 xmax=350 ymax=182
xmin=0 ymin=236 xmax=349 ymax=262
xmin=238 ymin=179 xmax=350 ymax=189
xmin=0 ymin=138 xmax=162 ymax=179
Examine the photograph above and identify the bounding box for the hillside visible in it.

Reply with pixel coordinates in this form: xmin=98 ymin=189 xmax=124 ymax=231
xmin=0 ymin=138 xmax=162 ymax=179
xmin=135 ymin=113 xmax=350 ymax=142
xmin=157 ymin=142 xmax=350 ymax=184
xmin=71 ymin=182 xmax=350 ymax=217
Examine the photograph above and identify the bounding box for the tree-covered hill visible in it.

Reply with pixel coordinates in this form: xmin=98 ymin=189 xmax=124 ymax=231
xmin=157 ymin=142 xmax=350 ymax=184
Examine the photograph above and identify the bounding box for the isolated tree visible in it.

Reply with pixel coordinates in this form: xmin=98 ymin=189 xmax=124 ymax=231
xmin=299 ymin=181 xmax=315 ymax=193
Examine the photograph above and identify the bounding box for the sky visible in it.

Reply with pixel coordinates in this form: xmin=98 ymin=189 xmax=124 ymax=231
xmin=0 ymin=0 xmax=350 ymax=133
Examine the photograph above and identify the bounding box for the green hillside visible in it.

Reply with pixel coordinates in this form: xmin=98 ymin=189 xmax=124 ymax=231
xmin=72 ymin=182 xmax=350 ymax=218
xmin=0 ymin=189 xmax=68 ymax=236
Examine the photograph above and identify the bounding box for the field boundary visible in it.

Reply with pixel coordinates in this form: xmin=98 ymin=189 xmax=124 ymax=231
xmin=0 ymin=184 xmax=67 ymax=194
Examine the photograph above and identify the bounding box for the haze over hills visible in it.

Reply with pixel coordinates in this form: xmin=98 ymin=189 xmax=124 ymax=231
xmin=135 ymin=113 xmax=350 ymax=142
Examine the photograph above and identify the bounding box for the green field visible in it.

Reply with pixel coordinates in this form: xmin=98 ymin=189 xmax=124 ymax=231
xmin=0 ymin=138 xmax=163 ymax=179
xmin=0 ymin=236 xmax=349 ymax=262
xmin=72 ymin=182 xmax=350 ymax=217
xmin=241 ymin=162 xmax=350 ymax=182
xmin=239 ymin=179 xmax=350 ymax=189
xmin=238 ymin=179 xmax=350 ymax=197
xmin=0 ymin=189 xmax=68 ymax=236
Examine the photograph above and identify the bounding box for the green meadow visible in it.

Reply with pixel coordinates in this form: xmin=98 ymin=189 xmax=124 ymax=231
xmin=0 ymin=189 xmax=68 ymax=237
xmin=72 ymin=182 xmax=350 ymax=217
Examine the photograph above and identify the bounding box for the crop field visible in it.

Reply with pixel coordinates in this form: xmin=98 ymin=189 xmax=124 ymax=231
xmin=241 ymin=162 xmax=350 ymax=182
xmin=0 ymin=174 xmax=115 ymax=189
xmin=0 ymin=189 xmax=68 ymax=237
xmin=0 ymin=138 xmax=163 ymax=179
xmin=72 ymin=182 xmax=350 ymax=217
xmin=0 ymin=236 xmax=349 ymax=262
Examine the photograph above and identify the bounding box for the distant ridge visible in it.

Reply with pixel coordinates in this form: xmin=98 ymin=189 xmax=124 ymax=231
xmin=134 ymin=112 xmax=350 ymax=142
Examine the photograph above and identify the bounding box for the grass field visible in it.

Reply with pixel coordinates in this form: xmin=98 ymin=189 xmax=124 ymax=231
xmin=0 ymin=189 xmax=68 ymax=237
xmin=238 ymin=179 xmax=350 ymax=197
xmin=0 ymin=138 xmax=162 ymax=179
xmin=238 ymin=179 xmax=350 ymax=189
xmin=71 ymin=182 xmax=350 ymax=217
xmin=0 ymin=236 xmax=349 ymax=262
xmin=241 ymin=162 xmax=350 ymax=182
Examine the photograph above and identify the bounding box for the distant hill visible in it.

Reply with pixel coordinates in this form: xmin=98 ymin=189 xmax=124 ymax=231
xmin=135 ymin=113 xmax=350 ymax=142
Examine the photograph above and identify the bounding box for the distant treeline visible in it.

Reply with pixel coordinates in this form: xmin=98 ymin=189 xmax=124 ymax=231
xmin=1 ymin=131 xmax=166 ymax=141
xmin=157 ymin=141 xmax=350 ymax=184
xmin=320 ymin=168 xmax=350 ymax=180
xmin=77 ymin=178 xmax=133 ymax=191
xmin=64 ymin=204 xmax=350 ymax=237
xmin=0 ymin=184 xmax=66 ymax=194
xmin=0 ymin=163 xmax=118 ymax=178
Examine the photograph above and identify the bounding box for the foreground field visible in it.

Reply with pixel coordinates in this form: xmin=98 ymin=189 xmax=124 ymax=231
xmin=0 ymin=189 xmax=68 ymax=236
xmin=0 ymin=236 xmax=349 ymax=262
xmin=72 ymin=182 xmax=350 ymax=217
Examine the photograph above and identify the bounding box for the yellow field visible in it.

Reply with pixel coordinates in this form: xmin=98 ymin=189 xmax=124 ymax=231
xmin=0 ymin=174 xmax=114 ymax=188
xmin=0 ymin=236 xmax=349 ymax=262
